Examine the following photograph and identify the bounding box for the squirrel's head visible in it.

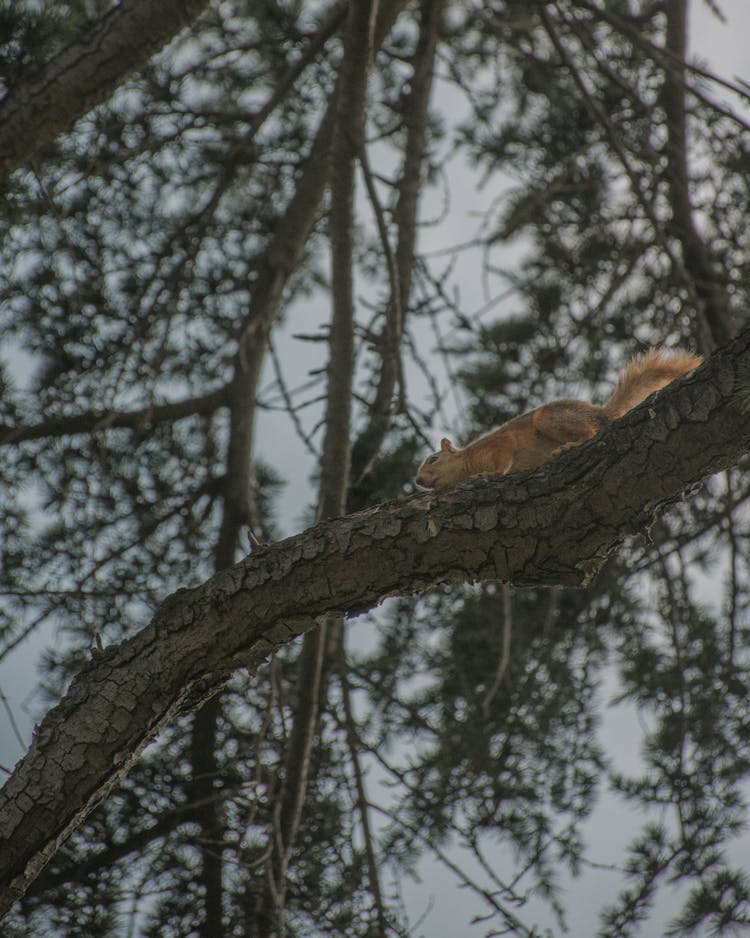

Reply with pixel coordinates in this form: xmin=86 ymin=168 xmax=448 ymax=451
xmin=415 ymin=438 xmax=464 ymax=489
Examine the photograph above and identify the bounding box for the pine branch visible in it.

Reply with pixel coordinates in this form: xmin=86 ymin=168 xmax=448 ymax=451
xmin=574 ymin=0 xmax=750 ymax=121
xmin=0 ymin=387 xmax=230 ymax=446
xmin=0 ymin=0 xmax=211 ymax=182
xmin=0 ymin=329 xmax=748 ymax=917
xmin=25 ymin=781 xmax=253 ymax=898
xmin=213 ymin=0 xmax=408 ymax=565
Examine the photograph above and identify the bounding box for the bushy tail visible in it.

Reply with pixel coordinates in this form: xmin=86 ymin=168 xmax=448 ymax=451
xmin=603 ymin=348 xmax=702 ymax=420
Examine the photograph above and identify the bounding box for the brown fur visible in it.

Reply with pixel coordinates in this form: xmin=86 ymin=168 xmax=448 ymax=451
xmin=415 ymin=348 xmax=701 ymax=489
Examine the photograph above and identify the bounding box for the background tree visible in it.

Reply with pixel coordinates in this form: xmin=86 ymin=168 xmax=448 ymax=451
xmin=0 ymin=1 xmax=749 ymax=937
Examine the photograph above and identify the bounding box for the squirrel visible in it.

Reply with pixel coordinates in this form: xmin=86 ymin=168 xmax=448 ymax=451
xmin=415 ymin=348 xmax=701 ymax=489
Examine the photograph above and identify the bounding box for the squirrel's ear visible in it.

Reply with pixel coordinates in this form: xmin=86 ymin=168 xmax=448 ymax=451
xmin=440 ymin=438 xmax=456 ymax=453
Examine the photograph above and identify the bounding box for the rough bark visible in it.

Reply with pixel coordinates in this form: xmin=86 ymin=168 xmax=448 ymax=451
xmin=0 ymin=0 xmax=210 ymax=183
xmin=0 ymin=329 xmax=748 ymax=918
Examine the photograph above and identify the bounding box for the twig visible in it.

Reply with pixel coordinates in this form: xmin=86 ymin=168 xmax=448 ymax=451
xmin=267 ymin=336 xmax=319 ymax=456
xmin=481 ymin=585 xmax=513 ymax=718
xmin=0 ymin=686 xmax=28 ymax=750
xmin=338 ymin=647 xmax=390 ymax=937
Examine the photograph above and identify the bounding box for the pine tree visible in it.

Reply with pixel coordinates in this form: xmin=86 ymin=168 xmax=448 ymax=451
xmin=1 ymin=1 xmax=749 ymax=936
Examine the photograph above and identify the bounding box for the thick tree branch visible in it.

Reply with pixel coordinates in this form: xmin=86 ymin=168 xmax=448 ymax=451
xmin=0 ymin=0 xmax=210 ymax=182
xmin=0 ymin=328 xmax=749 ymax=917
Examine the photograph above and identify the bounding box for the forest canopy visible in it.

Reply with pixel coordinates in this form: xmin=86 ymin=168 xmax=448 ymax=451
xmin=0 ymin=1 xmax=749 ymax=937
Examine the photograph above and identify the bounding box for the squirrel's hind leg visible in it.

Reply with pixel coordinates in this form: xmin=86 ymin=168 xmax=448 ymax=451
xmin=532 ymin=401 xmax=608 ymax=447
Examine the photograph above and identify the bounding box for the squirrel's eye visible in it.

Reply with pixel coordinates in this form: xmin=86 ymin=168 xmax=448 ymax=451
xmin=428 ymin=455 xmax=439 ymax=464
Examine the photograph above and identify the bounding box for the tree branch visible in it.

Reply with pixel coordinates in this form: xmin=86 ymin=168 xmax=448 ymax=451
xmin=349 ymin=0 xmax=441 ymax=493
xmin=0 ymin=386 xmax=230 ymax=446
xmin=0 ymin=327 xmax=749 ymax=917
xmin=661 ymin=0 xmax=734 ymax=349
xmin=214 ymin=0 xmax=408 ymax=564
xmin=0 ymin=0 xmax=210 ymax=182
xmin=256 ymin=2 xmax=377 ymax=932
xmin=542 ymin=3 xmax=727 ymax=349
xmin=481 ymin=585 xmax=513 ymax=719
xmin=338 ymin=648 xmax=389 ymax=937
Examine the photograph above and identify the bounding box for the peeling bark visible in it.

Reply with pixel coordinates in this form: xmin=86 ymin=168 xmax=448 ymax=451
xmin=0 ymin=329 xmax=749 ymax=917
